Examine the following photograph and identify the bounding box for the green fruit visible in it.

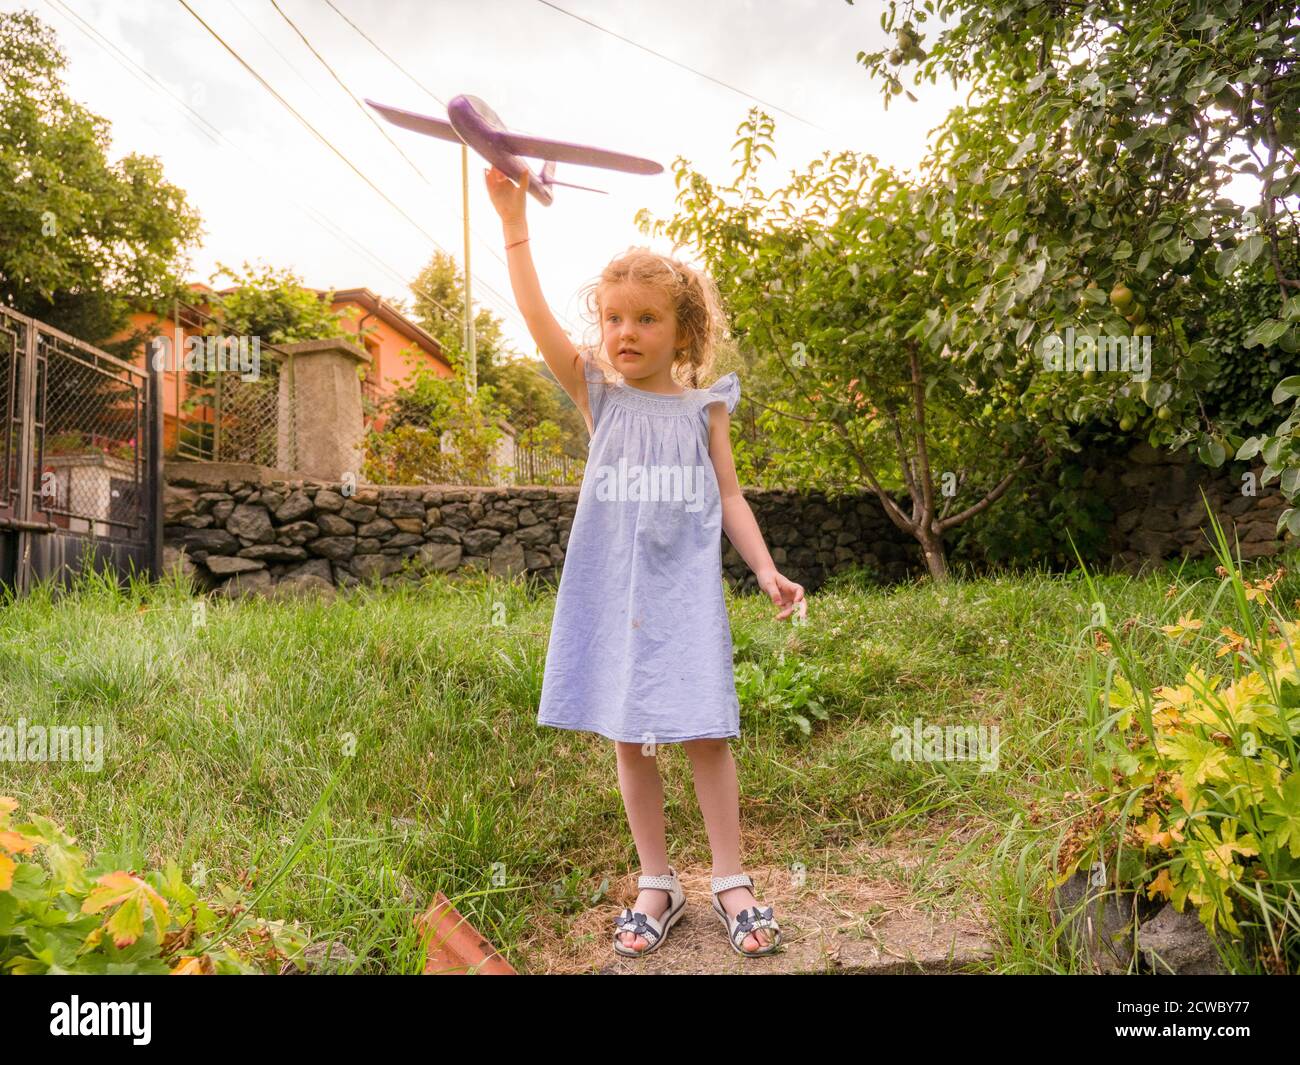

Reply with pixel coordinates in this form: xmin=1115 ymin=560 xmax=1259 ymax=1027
xmin=1109 ymin=283 xmax=1133 ymax=310
xmin=1119 ymin=415 xmax=1136 ymax=431
xmin=888 ymin=48 xmax=903 ymax=65
xmin=1124 ymin=303 xmax=1146 ymax=325
xmin=1098 ymin=138 xmax=1118 ymax=157
xmin=1156 ymin=405 xmax=1172 ymax=421
xmin=1133 ymin=322 xmax=1155 ymax=336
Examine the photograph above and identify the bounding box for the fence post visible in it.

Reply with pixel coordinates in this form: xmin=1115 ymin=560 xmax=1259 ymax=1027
xmin=146 ymin=345 xmax=164 ymax=580
xmin=213 ymin=367 xmax=224 ymax=462
xmin=273 ymin=338 xmax=369 ymax=479
xmin=13 ymin=312 xmax=37 ymax=596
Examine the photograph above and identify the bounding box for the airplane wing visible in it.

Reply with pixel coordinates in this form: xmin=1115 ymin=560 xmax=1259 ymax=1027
xmin=500 ymin=132 xmax=662 ymax=175
xmin=365 ymin=99 xmax=464 ymax=145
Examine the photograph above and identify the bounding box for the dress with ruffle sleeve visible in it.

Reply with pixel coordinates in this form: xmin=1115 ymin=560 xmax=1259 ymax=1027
xmin=537 ymin=356 xmax=744 ymax=743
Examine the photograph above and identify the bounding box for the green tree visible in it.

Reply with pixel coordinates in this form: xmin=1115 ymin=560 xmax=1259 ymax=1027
xmin=642 ymin=109 xmax=1064 ymax=580
xmin=410 ymin=250 xmax=509 ymax=382
xmin=852 ymin=0 xmax=1299 ymax=528
xmin=205 ymin=261 xmax=356 ymax=344
xmin=0 ymin=9 xmax=201 ymax=350
xmin=363 ymin=361 xmax=511 ymax=485
xmin=409 ymin=252 xmax=591 ymax=463
xmin=490 ymin=357 xmax=586 ymax=436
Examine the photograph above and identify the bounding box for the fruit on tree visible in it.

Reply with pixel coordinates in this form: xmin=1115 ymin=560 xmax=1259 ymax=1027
xmin=1109 ymin=283 xmax=1133 ymax=311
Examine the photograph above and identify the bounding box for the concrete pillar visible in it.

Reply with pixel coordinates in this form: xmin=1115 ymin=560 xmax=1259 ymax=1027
xmin=275 ymin=338 xmax=370 ymax=480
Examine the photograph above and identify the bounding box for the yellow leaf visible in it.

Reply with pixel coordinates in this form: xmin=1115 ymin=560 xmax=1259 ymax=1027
xmin=0 ymin=829 xmax=39 ymax=856
xmin=1145 ymin=868 xmax=1174 ymax=901
xmin=1162 ymin=613 xmax=1203 ymax=639
xmin=82 ymin=871 xmax=170 ymax=947
xmin=170 ymin=954 xmax=215 ymax=975
xmin=1135 ymin=813 xmax=1170 ymax=848
xmin=106 ymin=895 xmax=144 ymax=947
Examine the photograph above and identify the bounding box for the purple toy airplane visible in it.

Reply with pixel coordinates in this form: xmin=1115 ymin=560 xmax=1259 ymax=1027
xmin=365 ymin=95 xmax=663 ymax=206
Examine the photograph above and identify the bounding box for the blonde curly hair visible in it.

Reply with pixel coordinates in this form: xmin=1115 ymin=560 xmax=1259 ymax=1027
xmin=577 ymin=247 xmax=729 ymax=389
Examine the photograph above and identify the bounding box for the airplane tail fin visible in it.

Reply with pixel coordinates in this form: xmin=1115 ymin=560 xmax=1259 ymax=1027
xmin=539 ymin=160 xmax=608 ymax=195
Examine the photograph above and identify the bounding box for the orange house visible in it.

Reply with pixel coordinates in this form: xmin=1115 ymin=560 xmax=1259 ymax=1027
xmin=319 ymin=287 xmax=454 ymax=432
xmin=111 ymin=283 xmax=454 ymax=454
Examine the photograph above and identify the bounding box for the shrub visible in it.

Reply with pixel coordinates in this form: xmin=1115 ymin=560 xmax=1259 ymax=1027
xmin=735 ymin=648 xmax=828 ymax=740
xmin=0 ymin=797 xmax=309 ymax=974
xmin=1058 ymin=503 xmax=1300 ymax=973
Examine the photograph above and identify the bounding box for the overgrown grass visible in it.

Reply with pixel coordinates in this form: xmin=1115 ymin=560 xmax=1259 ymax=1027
xmin=2 ymin=545 xmax=1295 ymax=973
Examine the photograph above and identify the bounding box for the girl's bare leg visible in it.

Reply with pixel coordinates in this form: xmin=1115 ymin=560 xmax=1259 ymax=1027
xmin=613 ymin=740 xmax=672 ymax=952
xmin=682 ymin=738 xmax=772 ymax=952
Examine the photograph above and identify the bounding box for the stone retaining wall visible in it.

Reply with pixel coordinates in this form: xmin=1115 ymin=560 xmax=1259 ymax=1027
xmin=162 ymin=463 xmax=923 ymax=599
xmin=1085 ymin=442 xmax=1292 ymax=565
xmin=162 ymin=444 xmax=1297 ymax=602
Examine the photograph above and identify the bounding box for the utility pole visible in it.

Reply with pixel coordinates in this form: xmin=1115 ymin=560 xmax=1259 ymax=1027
xmin=461 ymin=142 xmax=477 ymax=398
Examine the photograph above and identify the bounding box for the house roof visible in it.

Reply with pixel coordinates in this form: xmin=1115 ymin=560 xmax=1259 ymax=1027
xmin=317 ymin=287 xmax=448 ymax=366
xmin=198 ymin=285 xmax=447 ymax=367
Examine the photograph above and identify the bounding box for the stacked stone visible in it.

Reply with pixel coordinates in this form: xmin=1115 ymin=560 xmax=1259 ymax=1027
xmin=161 ymin=469 xmax=925 ymax=598
xmin=723 ymin=489 xmax=920 ymax=591
xmin=164 ymin=474 xmax=570 ymax=599
xmin=1086 ymin=442 xmax=1290 ymax=567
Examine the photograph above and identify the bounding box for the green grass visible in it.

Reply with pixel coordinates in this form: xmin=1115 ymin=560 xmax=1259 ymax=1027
xmin=2 ymin=548 xmax=1296 ymax=973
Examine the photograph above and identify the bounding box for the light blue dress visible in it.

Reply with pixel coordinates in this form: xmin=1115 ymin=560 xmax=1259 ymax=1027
xmin=537 ymin=351 xmax=742 ymax=744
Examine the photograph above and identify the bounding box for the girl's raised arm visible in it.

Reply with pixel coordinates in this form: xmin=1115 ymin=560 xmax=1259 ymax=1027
xmin=485 ymin=167 xmax=587 ymax=414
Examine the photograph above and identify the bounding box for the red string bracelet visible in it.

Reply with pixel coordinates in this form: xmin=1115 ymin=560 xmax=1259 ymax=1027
xmin=505 ymin=237 xmax=530 ymax=250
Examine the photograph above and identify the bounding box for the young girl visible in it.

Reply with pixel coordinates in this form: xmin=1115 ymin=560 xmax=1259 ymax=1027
xmin=486 ymin=166 xmax=806 ymax=958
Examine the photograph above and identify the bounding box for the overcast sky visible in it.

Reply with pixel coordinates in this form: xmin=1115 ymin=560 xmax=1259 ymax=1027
xmin=13 ymin=0 xmax=1258 ymax=367
xmin=15 ymin=0 xmax=969 ymax=354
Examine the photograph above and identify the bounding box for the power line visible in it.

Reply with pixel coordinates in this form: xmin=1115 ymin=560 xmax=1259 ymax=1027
xmin=44 ymin=0 xmax=591 ymax=390
xmin=533 ymin=0 xmax=822 ymax=130
xmin=227 ymin=0 xmax=329 ymax=103
xmin=267 ymin=0 xmax=432 ymax=183
xmin=175 ymin=1 xmax=464 ymax=288
xmin=322 ymin=0 xmax=445 ymax=109
xmin=320 ymin=0 xmax=545 ymax=138
xmin=314 ymin=0 xmax=580 ymax=333
xmin=173 ymin=0 xmax=541 ymax=340
xmin=40 ymin=0 xmax=468 ymax=330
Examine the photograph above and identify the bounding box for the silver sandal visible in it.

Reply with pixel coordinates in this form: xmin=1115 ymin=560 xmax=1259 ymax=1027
xmin=711 ymin=872 xmax=782 ymax=956
xmin=612 ymin=865 xmax=686 ymax=957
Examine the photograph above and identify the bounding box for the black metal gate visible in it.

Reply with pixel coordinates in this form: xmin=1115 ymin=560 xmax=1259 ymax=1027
xmin=0 ymin=305 xmax=162 ymax=596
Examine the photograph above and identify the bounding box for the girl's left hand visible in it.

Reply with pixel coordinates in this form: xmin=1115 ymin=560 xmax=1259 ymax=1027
xmin=758 ymin=569 xmax=806 ymax=622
